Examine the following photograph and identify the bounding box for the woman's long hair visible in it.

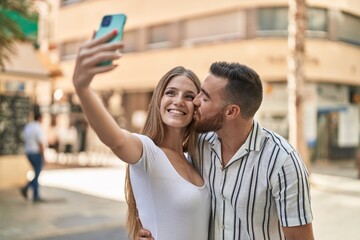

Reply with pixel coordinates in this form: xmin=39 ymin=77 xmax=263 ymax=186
xmin=125 ymin=66 xmax=201 ymax=240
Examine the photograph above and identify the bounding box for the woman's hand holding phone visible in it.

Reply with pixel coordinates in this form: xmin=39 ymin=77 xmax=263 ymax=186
xmin=95 ymin=14 xmax=126 ymax=66
xmin=73 ymin=30 xmax=124 ymax=91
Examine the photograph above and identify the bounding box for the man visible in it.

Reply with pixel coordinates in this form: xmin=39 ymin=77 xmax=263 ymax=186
xmin=138 ymin=62 xmax=314 ymax=240
xmin=20 ymin=111 xmax=47 ymax=203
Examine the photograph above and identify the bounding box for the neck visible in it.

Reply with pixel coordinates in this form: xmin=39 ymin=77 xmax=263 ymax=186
xmin=160 ymin=128 xmax=185 ymax=153
xmin=217 ymin=118 xmax=253 ymax=166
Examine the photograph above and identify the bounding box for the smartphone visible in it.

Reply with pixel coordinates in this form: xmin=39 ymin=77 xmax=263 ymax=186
xmin=95 ymin=13 xmax=127 ymax=66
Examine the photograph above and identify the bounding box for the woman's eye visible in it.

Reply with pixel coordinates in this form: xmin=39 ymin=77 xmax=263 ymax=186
xmin=185 ymin=95 xmax=195 ymax=100
xmin=165 ymin=90 xmax=175 ymax=96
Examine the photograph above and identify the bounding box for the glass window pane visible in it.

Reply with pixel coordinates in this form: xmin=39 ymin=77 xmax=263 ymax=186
xmin=339 ymin=12 xmax=360 ymax=45
xmin=61 ymin=0 xmax=82 ymax=7
xmin=307 ymin=8 xmax=327 ymax=31
xmin=123 ymin=30 xmax=137 ymax=53
xmin=183 ymin=11 xmax=246 ymax=44
xmin=257 ymin=7 xmax=288 ymax=36
xmin=60 ymin=39 xmax=84 ymax=60
xmin=147 ymin=24 xmax=170 ymax=49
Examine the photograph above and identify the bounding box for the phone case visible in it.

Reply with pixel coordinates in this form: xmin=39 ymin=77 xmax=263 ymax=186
xmin=95 ymin=13 xmax=127 ymax=66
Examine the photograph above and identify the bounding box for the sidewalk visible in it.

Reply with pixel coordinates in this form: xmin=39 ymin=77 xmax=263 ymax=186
xmin=0 ymin=166 xmax=129 ymax=240
xmin=311 ymin=159 xmax=360 ymax=196
xmin=0 ymin=160 xmax=359 ymax=240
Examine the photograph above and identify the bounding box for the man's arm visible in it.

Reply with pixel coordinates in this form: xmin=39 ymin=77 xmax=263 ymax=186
xmin=273 ymin=153 xmax=314 ymax=240
xmin=137 ymin=228 xmax=154 ymax=240
xmin=282 ymin=223 xmax=315 ymax=240
xmin=38 ymin=142 xmax=46 ymax=163
xmin=37 ymin=127 xmax=46 ymax=163
xmin=136 ymin=228 xmax=153 ymax=240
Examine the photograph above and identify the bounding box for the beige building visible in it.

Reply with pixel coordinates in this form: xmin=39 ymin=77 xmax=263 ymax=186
xmin=53 ymin=0 xmax=360 ymax=162
xmin=1 ymin=0 xmax=359 ymax=187
xmin=0 ymin=0 xmax=61 ymax=188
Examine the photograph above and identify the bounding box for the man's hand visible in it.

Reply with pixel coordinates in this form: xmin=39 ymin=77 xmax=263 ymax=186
xmin=136 ymin=228 xmax=153 ymax=240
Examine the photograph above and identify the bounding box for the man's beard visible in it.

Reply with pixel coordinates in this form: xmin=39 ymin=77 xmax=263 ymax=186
xmin=194 ymin=109 xmax=225 ymax=133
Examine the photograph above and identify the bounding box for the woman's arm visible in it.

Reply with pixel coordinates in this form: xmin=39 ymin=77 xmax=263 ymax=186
xmin=73 ymin=30 xmax=142 ymax=164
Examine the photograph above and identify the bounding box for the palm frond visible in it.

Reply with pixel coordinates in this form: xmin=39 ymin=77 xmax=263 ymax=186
xmin=0 ymin=0 xmax=37 ymax=69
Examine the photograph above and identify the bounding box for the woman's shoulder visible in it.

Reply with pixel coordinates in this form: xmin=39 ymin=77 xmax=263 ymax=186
xmin=132 ymin=133 xmax=160 ymax=151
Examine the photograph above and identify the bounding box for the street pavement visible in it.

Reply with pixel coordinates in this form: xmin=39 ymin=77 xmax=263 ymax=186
xmin=0 ymin=160 xmax=360 ymax=240
xmin=0 ymin=164 xmax=129 ymax=240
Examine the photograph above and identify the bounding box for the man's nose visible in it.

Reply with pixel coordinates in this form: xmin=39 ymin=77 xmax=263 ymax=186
xmin=193 ymin=95 xmax=200 ymax=107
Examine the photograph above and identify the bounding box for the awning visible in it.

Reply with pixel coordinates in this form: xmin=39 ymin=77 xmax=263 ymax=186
xmin=1 ymin=42 xmax=62 ymax=80
xmin=1 ymin=8 xmax=38 ymax=41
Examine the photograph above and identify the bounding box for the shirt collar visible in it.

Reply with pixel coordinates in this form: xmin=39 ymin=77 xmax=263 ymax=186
xmin=203 ymin=131 xmax=218 ymax=145
xmin=244 ymin=120 xmax=265 ymax=152
xmin=204 ymin=120 xmax=265 ymax=153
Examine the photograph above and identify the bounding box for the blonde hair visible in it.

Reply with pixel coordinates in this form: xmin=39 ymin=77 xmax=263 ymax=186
xmin=125 ymin=66 xmax=201 ymax=239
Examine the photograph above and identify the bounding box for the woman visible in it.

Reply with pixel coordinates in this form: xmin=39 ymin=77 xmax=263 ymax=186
xmin=73 ymin=30 xmax=210 ymax=240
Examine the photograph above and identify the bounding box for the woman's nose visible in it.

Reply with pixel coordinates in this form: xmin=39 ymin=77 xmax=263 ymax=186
xmin=174 ymin=96 xmax=185 ymax=106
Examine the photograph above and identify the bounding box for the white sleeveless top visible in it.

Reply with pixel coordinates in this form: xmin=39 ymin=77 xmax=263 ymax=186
xmin=130 ymin=134 xmax=210 ymax=240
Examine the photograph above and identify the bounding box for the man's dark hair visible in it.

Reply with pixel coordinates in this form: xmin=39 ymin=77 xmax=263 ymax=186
xmin=34 ymin=111 xmax=42 ymax=121
xmin=210 ymin=61 xmax=263 ymax=119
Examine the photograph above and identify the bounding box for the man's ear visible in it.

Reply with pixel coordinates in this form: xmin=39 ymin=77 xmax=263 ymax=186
xmin=225 ymin=104 xmax=240 ymax=119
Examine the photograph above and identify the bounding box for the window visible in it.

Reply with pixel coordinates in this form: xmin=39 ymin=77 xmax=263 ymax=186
xmin=123 ymin=30 xmax=137 ymax=53
xmin=59 ymin=39 xmax=85 ymax=60
xmin=338 ymin=12 xmax=360 ymax=45
xmin=257 ymin=7 xmax=288 ymax=36
xmin=147 ymin=24 xmax=171 ymax=49
xmin=183 ymin=11 xmax=246 ymax=45
xmin=61 ymin=0 xmax=83 ymax=7
xmin=257 ymin=7 xmax=328 ymax=38
xmin=307 ymin=8 xmax=328 ymax=37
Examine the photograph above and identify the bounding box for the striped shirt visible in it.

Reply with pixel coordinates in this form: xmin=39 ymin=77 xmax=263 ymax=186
xmin=196 ymin=121 xmax=313 ymax=240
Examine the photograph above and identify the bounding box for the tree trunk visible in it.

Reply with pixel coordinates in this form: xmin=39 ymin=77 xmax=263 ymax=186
xmin=287 ymin=0 xmax=310 ymax=169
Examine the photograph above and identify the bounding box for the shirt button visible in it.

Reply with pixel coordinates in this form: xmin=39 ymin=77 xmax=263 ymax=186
xmin=221 ymin=225 xmax=225 ymax=230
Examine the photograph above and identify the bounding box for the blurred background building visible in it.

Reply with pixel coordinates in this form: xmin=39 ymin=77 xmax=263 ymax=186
xmin=1 ymin=0 xmax=359 ymax=187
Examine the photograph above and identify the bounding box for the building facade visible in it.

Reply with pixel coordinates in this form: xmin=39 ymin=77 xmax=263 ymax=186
xmin=49 ymin=0 xmax=360 ymax=162
xmin=0 ymin=0 xmax=64 ymax=188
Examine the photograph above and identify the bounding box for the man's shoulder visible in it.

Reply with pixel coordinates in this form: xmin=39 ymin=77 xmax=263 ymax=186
xmin=24 ymin=121 xmax=36 ymax=130
xmin=261 ymin=128 xmax=308 ymax=177
xmin=262 ymin=127 xmax=296 ymax=154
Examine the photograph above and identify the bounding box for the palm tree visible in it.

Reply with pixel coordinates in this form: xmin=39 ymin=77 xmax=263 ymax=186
xmin=287 ymin=0 xmax=309 ymax=167
xmin=0 ymin=0 xmax=37 ymax=69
